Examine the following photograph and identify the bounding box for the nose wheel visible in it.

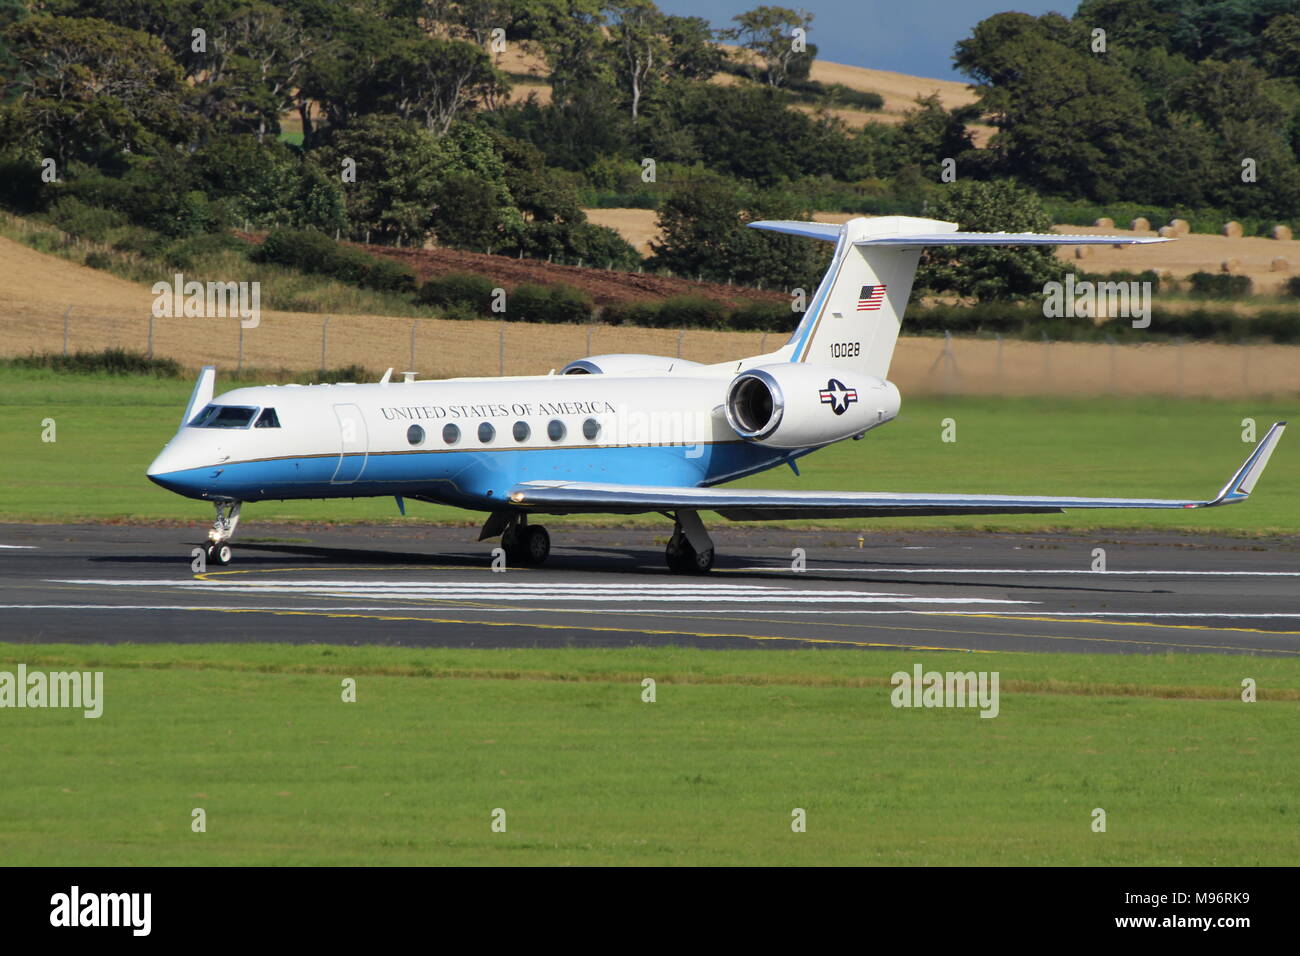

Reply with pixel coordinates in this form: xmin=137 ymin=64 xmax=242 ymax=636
xmin=206 ymin=543 xmax=233 ymax=566
xmin=205 ymin=501 xmax=241 ymax=566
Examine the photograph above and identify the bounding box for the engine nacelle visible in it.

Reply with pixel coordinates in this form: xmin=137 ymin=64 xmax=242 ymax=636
xmin=561 ymin=354 xmax=702 ymax=376
xmin=724 ymin=363 xmax=900 ymax=448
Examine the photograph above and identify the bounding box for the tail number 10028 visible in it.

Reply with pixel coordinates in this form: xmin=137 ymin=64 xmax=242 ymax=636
xmin=829 ymin=342 xmax=861 ymax=358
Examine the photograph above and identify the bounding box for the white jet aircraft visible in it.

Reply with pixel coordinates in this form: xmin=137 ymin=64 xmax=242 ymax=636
xmin=148 ymin=216 xmax=1286 ymax=572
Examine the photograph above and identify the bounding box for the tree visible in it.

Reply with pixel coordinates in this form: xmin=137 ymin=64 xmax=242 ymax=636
xmin=650 ymin=173 xmax=825 ymax=287
xmin=894 ymin=93 xmax=977 ymax=171
xmin=726 ymin=5 xmax=813 ymax=89
xmin=956 ymin=11 xmax=1154 ymax=201
xmin=915 ymin=180 xmax=1067 ymax=302
xmin=608 ymin=0 xmax=667 ymax=121
xmin=1261 ymin=13 xmax=1300 ymax=78
xmin=3 ymin=15 xmax=190 ymax=167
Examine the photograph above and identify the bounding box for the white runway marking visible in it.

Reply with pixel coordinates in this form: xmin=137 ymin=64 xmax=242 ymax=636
xmin=46 ymin=578 xmax=1039 ymax=607
xmin=6 ymin=606 xmax=1299 ymax=621
xmin=739 ymin=566 xmax=1300 ymax=576
xmin=0 ymin=545 xmax=37 ymax=549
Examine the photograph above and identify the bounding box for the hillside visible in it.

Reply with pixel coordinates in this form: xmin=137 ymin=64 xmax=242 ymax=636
xmin=584 ymin=208 xmax=1300 ymax=292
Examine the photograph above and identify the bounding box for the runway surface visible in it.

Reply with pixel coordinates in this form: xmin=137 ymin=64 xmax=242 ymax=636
xmin=1 ymin=522 xmax=1298 ymax=655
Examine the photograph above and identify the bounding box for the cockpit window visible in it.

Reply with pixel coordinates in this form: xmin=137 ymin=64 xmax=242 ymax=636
xmin=255 ymin=408 xmax=281 ymax=428
xmin=189 ymin=404 xmax=258 ymax=428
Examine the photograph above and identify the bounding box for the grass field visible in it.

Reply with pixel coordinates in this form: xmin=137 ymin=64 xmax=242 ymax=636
xmin=1 ymin=367 xmax=1295 ymax=534
xmin=0 ymin=642 xmax=1295 ymax=865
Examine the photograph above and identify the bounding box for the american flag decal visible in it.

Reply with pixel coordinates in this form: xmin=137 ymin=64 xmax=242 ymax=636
xmin=857 ymin=284 xmax=886 ymax=311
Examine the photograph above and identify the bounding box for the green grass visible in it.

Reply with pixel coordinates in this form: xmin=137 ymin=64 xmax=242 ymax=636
xmin=0 ymin=643 xmax=1295 ymax=865
xmin=1 ymin=367 xmax=1295 ymax=533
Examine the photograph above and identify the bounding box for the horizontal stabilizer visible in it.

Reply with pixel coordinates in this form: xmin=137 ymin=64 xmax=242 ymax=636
xmin=854 ymin=232 xmax=1172 ymax=247
xmin=745 ymin=220 xmax=844 ymax=242
xmin=747 ymin=219 xmax=1172 ymax=247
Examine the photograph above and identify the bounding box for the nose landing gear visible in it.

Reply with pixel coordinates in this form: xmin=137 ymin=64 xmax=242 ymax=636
xmin=205 ymin=501 xmax=241 ymax=566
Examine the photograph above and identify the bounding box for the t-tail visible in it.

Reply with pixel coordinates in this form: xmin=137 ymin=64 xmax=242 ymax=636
xmin=748 ymin=216 xmax=1172 ymax=379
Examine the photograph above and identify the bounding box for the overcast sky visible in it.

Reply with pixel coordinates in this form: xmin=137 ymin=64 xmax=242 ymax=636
xmin=655 ymin=1 xmax=1077 ymax=80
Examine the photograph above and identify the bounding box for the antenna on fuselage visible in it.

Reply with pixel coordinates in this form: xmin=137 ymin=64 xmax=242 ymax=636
xmin=379 ymin=368 xmax=393 ymax=384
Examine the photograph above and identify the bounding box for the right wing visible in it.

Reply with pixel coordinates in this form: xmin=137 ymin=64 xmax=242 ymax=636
xmin=506 ymin=423 xmax=1286 ymax=520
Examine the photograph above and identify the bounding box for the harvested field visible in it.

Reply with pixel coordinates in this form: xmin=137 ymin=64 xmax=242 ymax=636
xmin=3 ymin=237 xmax=1296 ymax=398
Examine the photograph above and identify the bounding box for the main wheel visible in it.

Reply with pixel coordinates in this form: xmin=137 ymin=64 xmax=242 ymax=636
xmin=207 ymin=543 xmax=232 ymax=566
xmin=521 ymin=525 xmax=550 ymax=565
xmin=666 ymin=538 xmax=713 ymax=574
xmin=500 ymin=526 xmax=525 ymax=565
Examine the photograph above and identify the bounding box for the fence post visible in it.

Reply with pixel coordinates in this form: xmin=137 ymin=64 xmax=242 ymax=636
xmin=320 ymin=315 xmax=332 ymax=372
xmin=759 ymin=332 xmax=767 ymax=354
xmin=62 ymin=305 xmax=72 ymax=356
xmin=1175 ymin=336 xmax=1184 ymax=397
xmin=1105 ymin=334 xmax=1117 ymax=395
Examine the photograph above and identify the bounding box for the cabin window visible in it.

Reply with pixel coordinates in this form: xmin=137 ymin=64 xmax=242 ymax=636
xmin=582 ymin=418 xmax=600 ymax=440
xmin=547 ymin=419 xmax=566 ymax=442
xmin=189 ymin=404 xmax=258 ymax=429
xmin=255 ymin=407 xmax=281 ymax=428
xmin=407 ymin=424 xmax=425 ymax=445
xmin=478 ymin=422 xmax=496 ymax=443
xmin=442 ymin=423 xmax=460 ymax=444
xmin=513 ymin=421 xmax=531 ymax=442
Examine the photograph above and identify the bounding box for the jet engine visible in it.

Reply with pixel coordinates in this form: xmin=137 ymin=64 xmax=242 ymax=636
xmin=561 ymin=354 xmax=702 ymax=375
xmin=724 ymin=363 xmax=899 ymax=448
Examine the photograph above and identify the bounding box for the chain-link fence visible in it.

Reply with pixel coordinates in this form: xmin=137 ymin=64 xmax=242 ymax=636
xmin=6 ymin=302 xmax=1299 ymax=397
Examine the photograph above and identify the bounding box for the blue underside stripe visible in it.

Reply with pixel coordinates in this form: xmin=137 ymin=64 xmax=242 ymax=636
xmin=149 ymin=442 xmax=799 ymax=508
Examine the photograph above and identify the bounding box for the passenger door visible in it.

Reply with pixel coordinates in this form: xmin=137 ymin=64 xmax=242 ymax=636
xmin=331 ymin=403 xmax=368 ymax=483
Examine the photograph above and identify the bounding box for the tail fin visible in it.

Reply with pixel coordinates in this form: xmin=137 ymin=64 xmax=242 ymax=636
xmin=749 ymin=216 xmax=1171 ymax=379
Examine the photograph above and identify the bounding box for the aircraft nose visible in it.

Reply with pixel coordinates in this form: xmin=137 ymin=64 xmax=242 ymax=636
xmin=147 ymin=444 xmax=193 ymax=492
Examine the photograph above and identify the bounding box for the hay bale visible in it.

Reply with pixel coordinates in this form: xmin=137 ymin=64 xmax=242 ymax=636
xmin=1170 ymin=218 xmax=1190 ymax=235
xmin=1222 ymin=221 xmax=1243 ymax=238
xmin=1130 ymin=217 xmax=1150 ymax=232
xmin=1221 ymin=258 xmax=1242 ymax=274
xmin=1074 ymin=245 xmax=1092 ymax=258
xmin=1094 ymin=217 xmax=1114 ymax=229
xmin=1157 ymin=225 xmax=1175 ymax=238
xmin=1272 ymin=224 xmax=1293 ymax=241
xmin=1270 ymin=256 xmax=1289 ymax=273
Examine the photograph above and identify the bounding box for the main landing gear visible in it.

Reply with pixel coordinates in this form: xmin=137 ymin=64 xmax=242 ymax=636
xmin=205 ymin=500 xmax=241 ymax=566
xmin=501 ymin=516 xmax=551 ymax=566
xmin=664 ymin=510 xmax=714 ymax=574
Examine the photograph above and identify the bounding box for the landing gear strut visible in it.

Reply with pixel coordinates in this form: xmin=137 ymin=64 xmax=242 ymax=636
xmin=665 ymin=510 xmax=714 ymax=574
xmin=206 ymin=501 xmax=241 ymax=566
xmin=501 ymin=515 xmax=550 ymax=566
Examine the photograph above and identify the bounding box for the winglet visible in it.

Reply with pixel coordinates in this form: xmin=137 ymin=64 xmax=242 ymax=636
xmin=1210 ymin=422 xmax=1286 ymax=505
